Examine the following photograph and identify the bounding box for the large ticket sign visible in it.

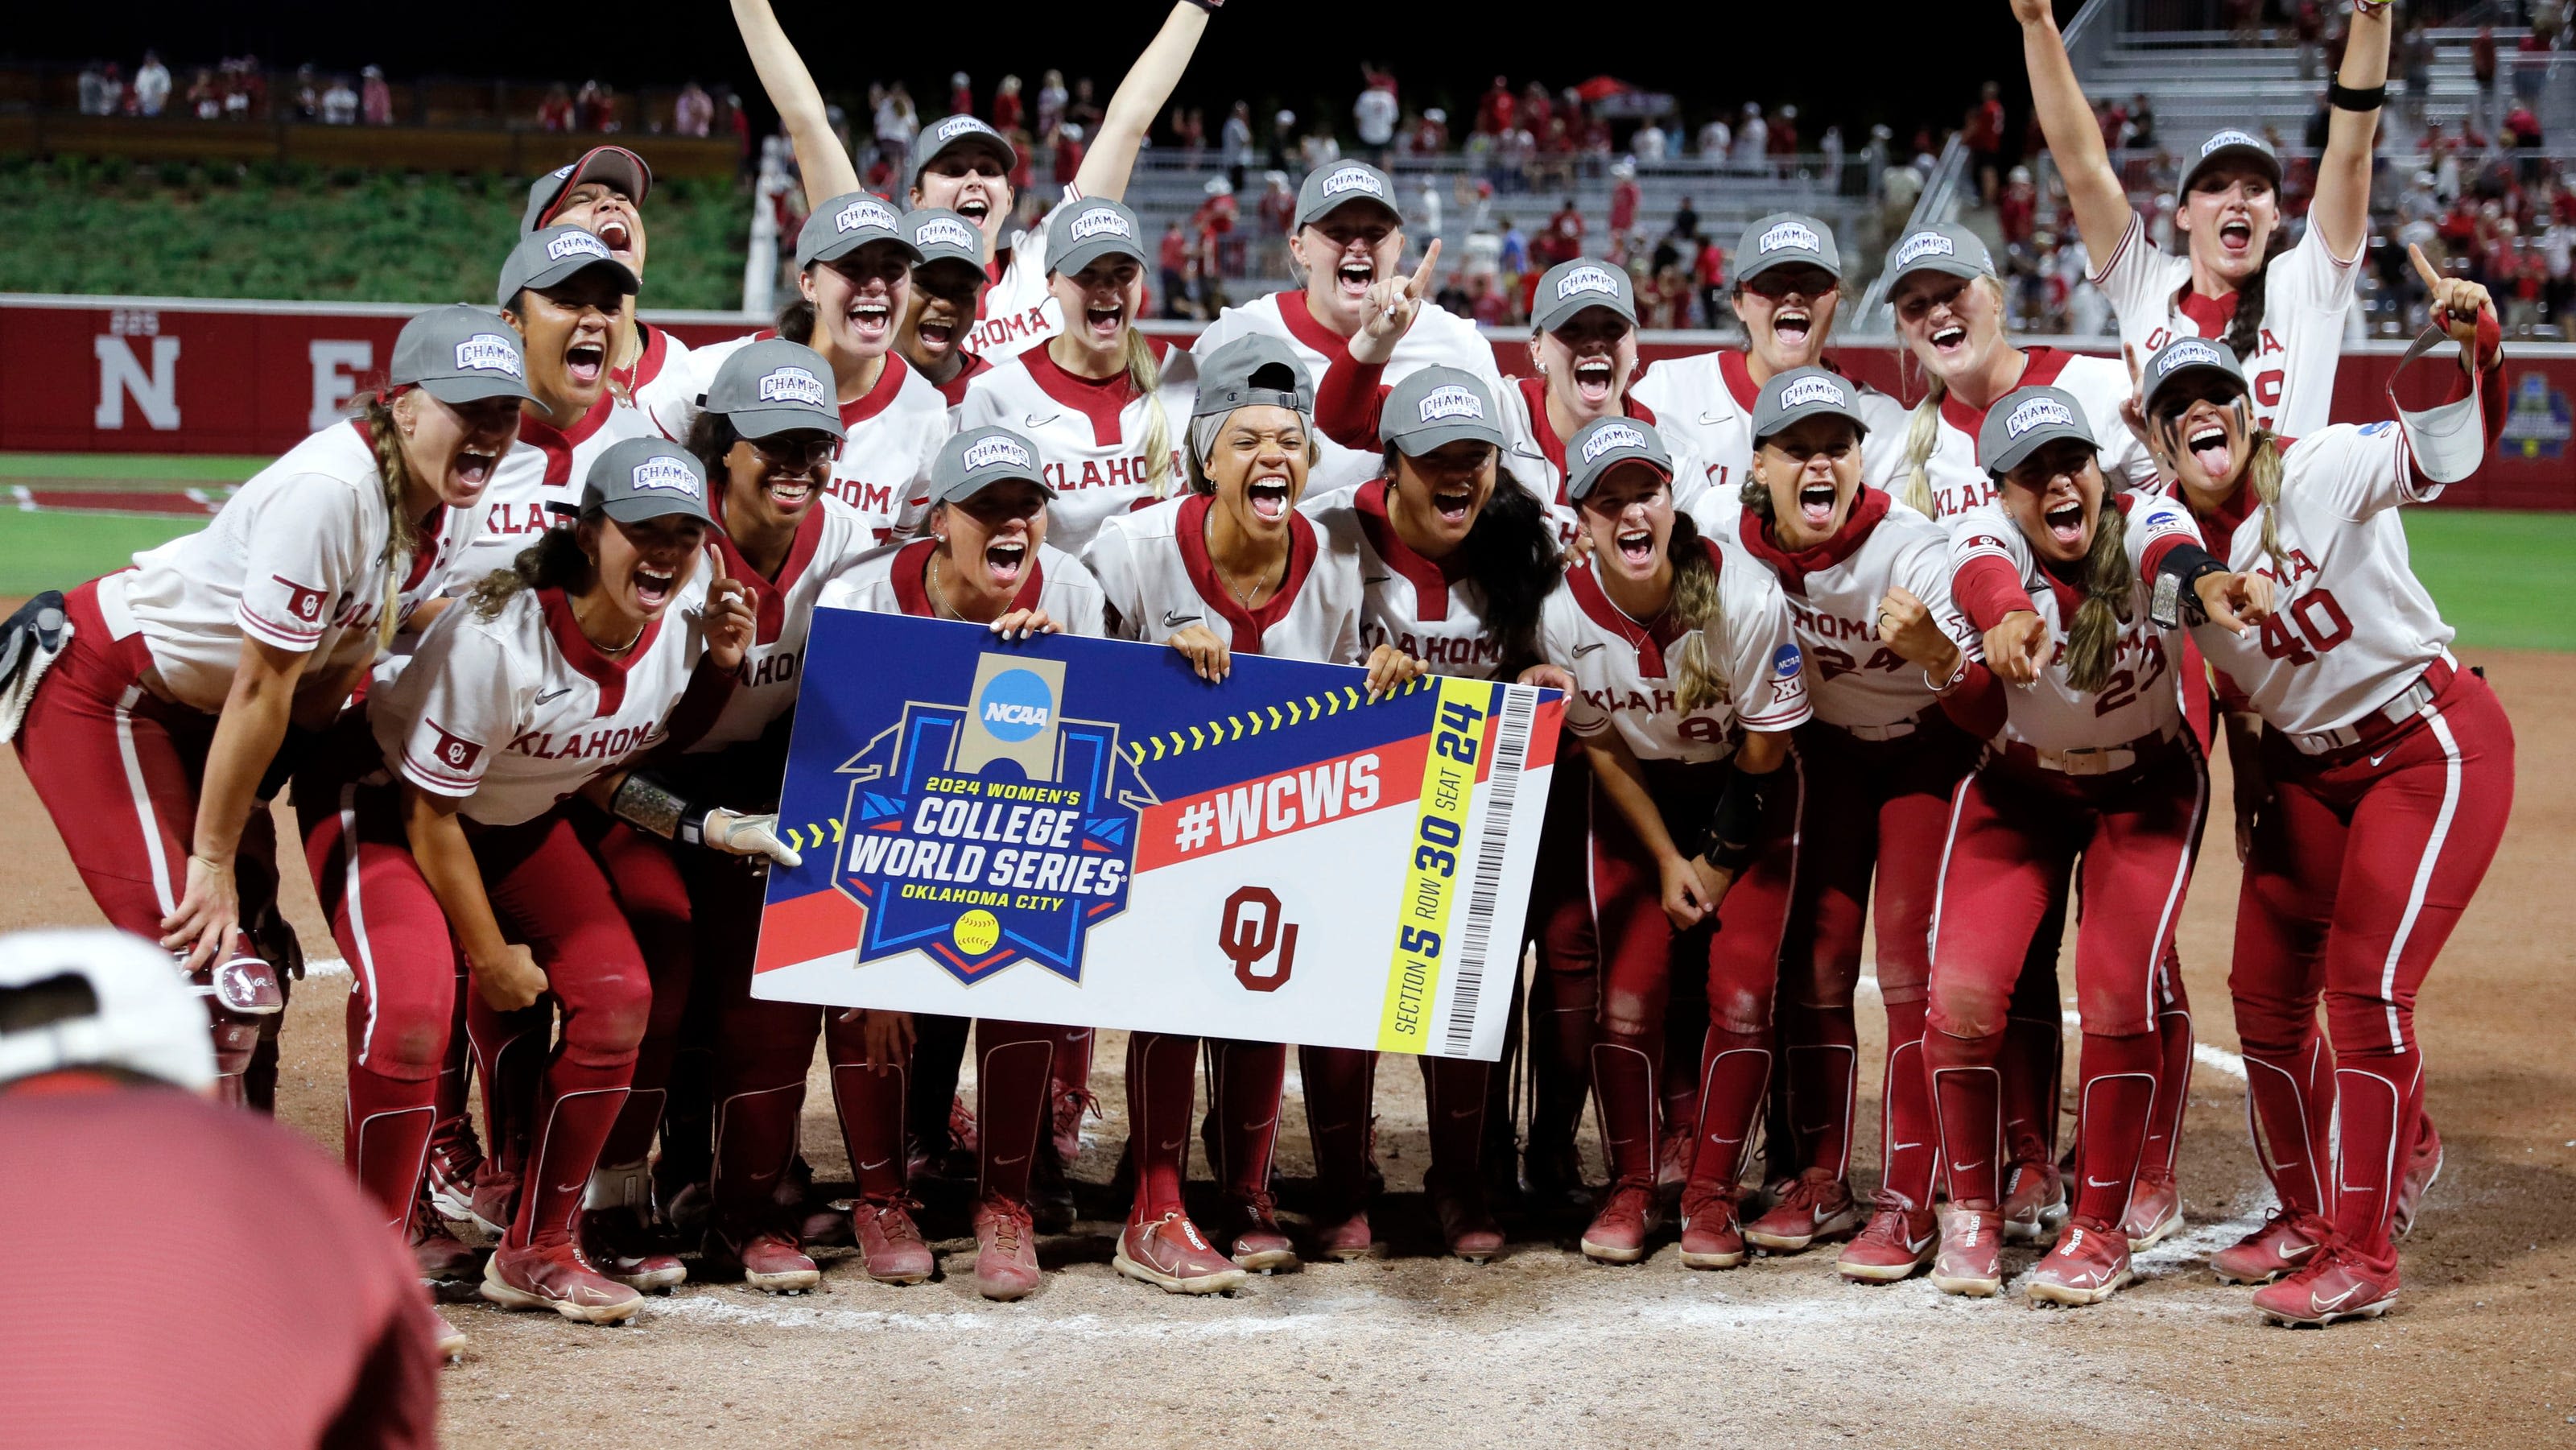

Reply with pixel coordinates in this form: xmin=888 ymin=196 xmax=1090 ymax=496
xmin=750 ymin=609 xmax=1563 ymax=1061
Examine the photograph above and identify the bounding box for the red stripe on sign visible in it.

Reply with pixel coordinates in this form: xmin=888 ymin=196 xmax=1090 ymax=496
xmin=754 ymin=888 xmax=869 ymax=974
xmin=1526 ymin=698 xmax=1566 ymax=770
xmin=1133 ymin=734 xmax=1428 ymax=874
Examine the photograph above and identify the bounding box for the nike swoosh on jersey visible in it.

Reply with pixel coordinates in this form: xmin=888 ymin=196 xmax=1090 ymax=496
xmin=1025 ymin=412 xmax=1062 ymax=430
xmin=2370 ymin=749 xmax=2394 ymax=767
xmin=1697 ymin=409 xmax=1728 ymax=425
xmin=1573 ymin=642 xmax=1607 ymax=657
xmin=1162 ymin=609 xmax=1202 ymax=627
xmin=535 ymin=687 xmax=573 ymax=704
xmin=1364 ymin=575 xmax=1392 ymax=586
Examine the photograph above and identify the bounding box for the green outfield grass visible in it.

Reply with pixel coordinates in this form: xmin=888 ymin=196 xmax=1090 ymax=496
xmin=0 ymin=454 xmax=2569 ymax=651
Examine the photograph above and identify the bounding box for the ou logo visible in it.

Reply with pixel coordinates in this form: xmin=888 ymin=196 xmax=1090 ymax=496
xmin=1218 ymin=886 xmax=1298 ymax=993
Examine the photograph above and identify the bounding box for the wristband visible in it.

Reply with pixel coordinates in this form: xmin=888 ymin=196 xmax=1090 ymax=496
xmin=676 ymin=804 xmax=713 ymax=849
xmin=2149 ymin=542 xmax=2229 ymax=628
xmin=2328 ymin=81 xmax=2388 ymax=112
xmin=1698 ymin=763 xmax=1776 ymax=874
xmin=608 ymin=770 xmax=695 ymax=841
xmin=1925 ymin=651 xmax=1972 ymax=696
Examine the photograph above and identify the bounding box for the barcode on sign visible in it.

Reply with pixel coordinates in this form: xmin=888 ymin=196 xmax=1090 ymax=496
xmin=1443 ymin=684 xmax=1536 ymax=1054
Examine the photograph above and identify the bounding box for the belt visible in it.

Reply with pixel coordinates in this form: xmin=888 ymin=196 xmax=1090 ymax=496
xmin=2007 ymin=722 xmax=2178 ymax=778
xmin=1839 ymin=715 xmax=1919 ymax=742
xmin=2285 ymin=657 xmax=2454 ymax=757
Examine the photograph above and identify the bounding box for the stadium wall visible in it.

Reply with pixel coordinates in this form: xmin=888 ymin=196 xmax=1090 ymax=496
xmin=5 ymin=293 xmax=2569 ymax=510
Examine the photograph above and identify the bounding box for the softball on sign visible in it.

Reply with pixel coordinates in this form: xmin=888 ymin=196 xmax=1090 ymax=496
xmin=953 ymin=909 xmax=1001 ymax=955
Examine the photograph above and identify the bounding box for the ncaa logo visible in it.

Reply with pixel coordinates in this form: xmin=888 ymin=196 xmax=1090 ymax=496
xmin=1320 ymin=165 xmax=1386 ymax=199
xmin=1759 ymin=221 xmax=1822 ymax=254
xmin=1777 ymin=375 xmax=1847 ymax=411
xmin=453 ymin=334 xmax=524 ymax=378
xmin=2004 ymin=396 xmax=2076 ymax=439
xmin=1555 ymin=265 xmax=1620 ymax=300
xmin=545 ymin=230 xmax=612 ymax=262
xmin=1773 ymin=642 xmax=1804 ymax=680
xmin=1581 ymin=422 xmax=1645 ymax=462
xmin=976 ymin=668 xmax=1054 ymax=742
xmin=1418 ymin=384 xmax=1484 ymax=423
xmin=1068 ymin=206 xmax=1134 ymax=243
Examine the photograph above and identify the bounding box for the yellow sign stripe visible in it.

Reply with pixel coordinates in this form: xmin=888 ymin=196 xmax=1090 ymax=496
xmin=1377 ymin=677 xmax=1488 ymax=1052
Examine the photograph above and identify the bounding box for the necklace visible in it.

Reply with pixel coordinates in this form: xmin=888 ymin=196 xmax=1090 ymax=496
xmin=1220 ymin=557 xmax=1275 ymax=609
xmin=596 ymin=620 xmax=646 ymax=655
xmin=927 ymin=552 xmax=966 ymax=620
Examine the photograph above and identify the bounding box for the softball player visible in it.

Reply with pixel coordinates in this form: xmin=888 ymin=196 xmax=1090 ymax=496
xmin=1922 ymin=388 xmax=2266 ymax=1304
xmin=954 ymin=197 xmax=1196 ymax=554
xmin=730 ymin=0 xmax=1214 ymax=364
xmin=1294 ymin=367 xmax=1557 ymax=1261
xmin=516 ymin=143 xmax=694 ymax=408
xmin=2133 ymin=278 xmax=2511 ymax=1324
xmin=1629 ymin=213 xmax=1906 ymax=502
xmin=1192 ymin=160 xmax=1511 ymax=496
xmin=803 ymin=427 xmax=1109 ymax=1299
xmin=1084 ymin=334 xmax=1408 ymax=1291
xmin=2016 ymin=0 xmax=2388 ymax=439
xmin=449 ymin=225 xmax=656 ymax=589
xmin=296 ymin=438 xmax=773 ymax=1324
xmin=1525 ymin=416 xmax=1808 ymax=1269
xmin=898 ymin=207 xmax=997 ymax=407
xmin=10 ymin=304 xmax=516 ymax=1107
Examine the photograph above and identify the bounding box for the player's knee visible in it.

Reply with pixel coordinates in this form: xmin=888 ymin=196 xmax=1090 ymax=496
xmin=565 ymin=964 xmax=655 ymax=1057
xmin=1708 ymin=981 xmax=1774 ymax=1038
xmin=2322 ymin=989 xmax=2413 ymax=1054
xmin=1926 ymin=977 xmax=2009 ymax=1041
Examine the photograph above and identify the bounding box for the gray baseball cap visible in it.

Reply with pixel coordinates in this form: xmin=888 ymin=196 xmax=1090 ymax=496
xmin=497 ymin=225 xmax=639 ymax=308
xmin=1735 ymin=212 xmax=1843 ymax=285
xmin=1046 ymin=197 xmax=1150 ymax=279
xmin=1750 ymin=366 xmax=1872 ymax=444
xmin=702 ymin=339 xmax=846 ymax=441
xmin=582 ymin=437 xmax=715 ymax=527
xmin=1532 ymin=259 xmax=1637 ymax=334
xmin=909 ymin=114 xmax=1018 ymax=188
xmin=1978 ymin=386 xmax=2099 ymax=477
xmin=391 ymin=304 xmax=537 ymax=408
xmin=902 ymin=206 xmax=986 ymax=273
xmin=929 ymin=426 xmax=1055 ymax=506
xmin=1382 ymin=367 xmax=1506 ymax=456
xmin=796 ymin=192 xmax=922 ymax=272
xmin=1565 ymin=417 xmax=1675 ymax=502
xmin=519 ymin=145 xmax=652 ymax=233
xmin=2139 ymin=335 xmax=2249 ymax=418
xmin=1882 ymin=221 xmax=1996 ymax=290
xmin=1294 ymin=161 xmax=1401 ymax=230
xmin=1192 ymin=334 xmax=1314 ymax=419
xmin=2178 ymin=127 xmax=2282 ymax=200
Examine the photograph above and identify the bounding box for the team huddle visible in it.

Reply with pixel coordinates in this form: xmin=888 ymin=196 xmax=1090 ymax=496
xmin=2 ymin=0 xmax=2520 ymax=1353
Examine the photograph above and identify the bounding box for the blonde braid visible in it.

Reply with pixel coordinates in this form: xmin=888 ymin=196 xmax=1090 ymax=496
xmin=361 ymin=394 xmax=420 ymax=653
xmin=1897 ymin=372 xmax=1945 ymax=517
xmin=2244 ymin=428 xmax=2290 ymax=579
xmin=1123 ymin=326 xmax=1175 ymax=498
xmin=1666 ymin=513 xmax=1733 ymax=714
xmin=2062 ymin=504 xmax=2136 ymax=696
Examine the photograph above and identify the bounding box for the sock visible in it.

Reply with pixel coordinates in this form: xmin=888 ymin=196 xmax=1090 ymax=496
xmin=510 ymin=1058 xmax=631 ymax=1251
xmin=2329 ymin=1051 xmax=2421 ymax=1264
xmin=823 ymin=1016 xmax=909 ymax=1202
xmin=1926 ymin=1029 xmax=2005 ymax=1208
xmin=1299 ymin=1045 xmax=1377 ymax=1210
xmin=345 ymin=1065 xmax=439 ymax=1232
xmin=1781 ymin=1001 xmax=1859 ymax=1182
xmin=1588 ymin=1026 xmax=1659 ymax=1188
xmin=2241 ymin=1033 xmax=2334 ymax=1221
xmin=975 ymin=1026 xmax=1056 ymax=1206
xmin=1127 ymin=1031 xmax=1199 ymax=1218
xmin=1206 ymin=1039 xmax=1288 ymax=1198
xmin=2141 ymin=1003 xmax=2194 ymax=1181
xmin=1421 ymin=1055 xmax=1491 ymax=1188
xmin=2070 ymin=1031 xmax=2160 ymax=1226
xmin=709 ymin=1083 xmax=805 ymax=1230
xmin=1879 ymin=997 xmax=1937 ymax=1210
xmin=1686 ymin=1024 xmax=1773 ymax=1197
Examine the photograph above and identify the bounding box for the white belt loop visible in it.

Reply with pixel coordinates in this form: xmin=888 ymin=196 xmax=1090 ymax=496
xmin=1842 ymin=716 xmax=1920 ymax=742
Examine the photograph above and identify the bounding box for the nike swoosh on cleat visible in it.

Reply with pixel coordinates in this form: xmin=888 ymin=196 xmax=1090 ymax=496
xmin=2313 ymin=1284 xmax=2361 ymax=1312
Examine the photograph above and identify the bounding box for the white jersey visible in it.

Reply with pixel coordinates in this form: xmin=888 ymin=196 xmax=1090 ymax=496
xmin=815 ymin=536 xmax=1108 ymax=638
xmin=2185 ymin=423 xmax=2456 ymax=736
xmin=691 ymin=494 xmax=881 ymax=753
xmin=373 ymin=576 xmax=711 ymax=827
xmin=1901 ymin=349 xmax=2158 ymax=522
xmin=618 ymin=320 xmax=698 ymax=436
xmin=964 ymin=185 xmax=1077 ymax=363
xmin=1301 ymin=478 xmax=1516 ymax=680
xmin=96 ymin=421 xmax=482 ymax=713
xmin=952 ymin=342 xmax=1199 ymax=554
xmin=1082 ymin=492 xmax=1365 ymax=664
xmin=651 ymin=337 xmax=947 ymax=544
xmin=1630 ymin=348 xmax=1907 ymax=502
xmin=450 ymin=394 xmax=653 ymax=593
xmin=1191 ymin=289 xmax=1509 ymax=495
xmin=1724 ymin=490 xmax=1967 ymax=731
xmin=2089 ymin=209 xmax=2360 ymax=439
xmin=1538 ymin=538 xmax=1812 ymax=764
xmin=1948 ymin=492 xmax=2198 ymax=754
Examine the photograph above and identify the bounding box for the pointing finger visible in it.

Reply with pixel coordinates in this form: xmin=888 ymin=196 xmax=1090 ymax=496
xmin=2408 ymin=242 xmax=2442 ymax=295
xmin=1408 ymin=238 xmax=1443 ymax=299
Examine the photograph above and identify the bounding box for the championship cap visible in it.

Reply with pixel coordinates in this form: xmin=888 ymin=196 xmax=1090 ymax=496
xmin=2178 ymin=127 xmax=2283 ymax=200
xmin=582 ymin=438 xmax=714 ymax=527
xmin=1294 ymin=161 xmax=1401 ymax=229
xmin=1565 ymin=416 xmax=1675 ymax=502
xmin=1750 ymin=366 xmax=1871 ymax=444
xmin=1734 ymin=211 xmax=1843 ymax=284
xmin=1881 ymin=221 xmax=1996 ymax=290
xmin=909 ymin=113 xmax=1018 ymax=187
xmin=701 ymin=339 xmax=847 ymax=441
xmin=390 ymin=304 xmax=538 ymax=409
xmin=796 ymin=192 xmax=923 ymax=272
xmin=1381 ymin=367 xmax=1506 ymax=456
xmin=929 ymin=425 xmax=1055 ymax=506
xmin=0 ymin=929 xmax=217 ymax=1091
xmin=497 ymin=224 xmax=639 ymax=308
xmin=902 ymin=206 xmax=987 ymax=272
xmin=1532 ymin=258 xmax=1637 ymax=334
xmin=519 ymin=145 xmax=653 ymax=233
xmin=1978 ymin=385 xmax=2099 ymax=477
xmin=1192 ymin=333 xmax=1314 ymax=419
xmin=1045 ymin=197 xmax=1150 ymax=279
xmin=2138 ymin=335 xmax=2250 ymax=417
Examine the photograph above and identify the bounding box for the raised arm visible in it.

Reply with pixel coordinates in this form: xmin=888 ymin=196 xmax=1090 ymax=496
xmin=1073 ymin=2 xmax=1214 ymax=203
xmin=731 ymin=0 xmax=860 ymax=205
xmin=2014 ymin=0 xmax=2132 ymax=266
xmin=2310 ymin=3 xmax=2392 ymax=261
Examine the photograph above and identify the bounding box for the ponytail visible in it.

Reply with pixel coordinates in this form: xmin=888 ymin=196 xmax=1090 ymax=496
xmin=469 ymin=526 xmax=592 ymax=622
xmin=2062 ymin=502 xmax=2136 ymax=696
xmin=360 ymin=393 xmax=420 ymax=653
xmin=1123 ymin=327 xmax=1175 ymax=498
xmin=1666 ymin=512 xmax=1733 ymax=714
xmin=2191 ymin=228 xmax=2289 ymax=364
xmin=776 ymin=291 xmax=817 ymax=345
xmin=2244 ymin=427 xmax=2290 ymax=578
xmin=1896 ymin=374 xmax=1944 ymax=517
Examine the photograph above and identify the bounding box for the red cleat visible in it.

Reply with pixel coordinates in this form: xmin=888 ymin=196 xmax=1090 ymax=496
xmin=1742 ymin=1167 xmax=1862 ymax=1253
xmin=2025 ymin=1216 xmax=2134 ymax=1306
xmin=1930 ymin=1204 xmax=2006 ymax=1297
xmin=467 ymin=1160 xmax=520 ymax=1240
xmin=1051 ymin=1085 xmax=1096 ymax=1167
xmin=1999 ymin=1155 xmax=2065 ymax=1242
xmin=702 ymin=1225 xmax=821 ymax=1294
xmin=1113 ymin=1212 xmax=1249 ymax=1294
xmin=2394 ymin=1117 xmax=2444 ymax=1239
xmin=2211 ymin=1208 xmax=2332 ymax=1286
xmin=581 ymin=1162 xmax=683 ymax=1291
xmin=2120 ymin=1167 xmax=2185 ymax=1250
xmin=851 ymin=1196 xmax=935 ymax=1284
xmin=423 ymin=1115 xmax=482 ymax=1225
xmin=2253 ymin=1246 xmax=2399 ymax=1327
xmin=1426 ymin=1170 xmax=1504 ymax=1262
xmin=1654 ymin=1122 xmax=1693 ymax=1203
xmin=1678 ymin=1185 xmax=1747 ymax=1270
xmin=409 ymin=1190 xmax=481 ymax=1283
xmin=1580 ymin=1180 xmax=1662 ymax=1265
xmin=480 ymin=1240 xmax=642 ymax=1324
xmin=1837 ymin=1196 xmax=1938 ymax=1283
xmin=1211 ymin=1189 xmax=1299 ymax=1272
xmin=971 ymin=1197 xmax=1042 ymax=1301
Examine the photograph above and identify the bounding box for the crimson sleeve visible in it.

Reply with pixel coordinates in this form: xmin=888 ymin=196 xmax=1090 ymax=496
xmin=1314 ymin=356 xmax=1391 ymax=451
xmin=658 ymin=655 xmax=740 ymax=754
xmin=1935 ymin=659 xmax=2007 ymax=737
xmin=1951 ymin=555 xmax=2037 ymax=632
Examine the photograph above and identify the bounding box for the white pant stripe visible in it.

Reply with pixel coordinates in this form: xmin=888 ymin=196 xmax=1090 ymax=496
xmin=339 ymin=785 xmax=385 ymax=1068
xmin=2378 ymin=704 xmax=2462 ymax=1051
xmin=112 ymin=685 xmax=178 ymax=919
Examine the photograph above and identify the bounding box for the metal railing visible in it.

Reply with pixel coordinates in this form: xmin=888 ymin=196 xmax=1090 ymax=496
xmin=1856 ymin=134 xmax=1969 ymax=320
